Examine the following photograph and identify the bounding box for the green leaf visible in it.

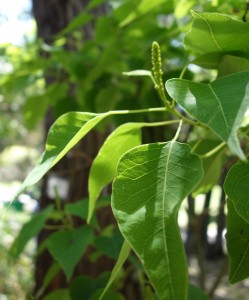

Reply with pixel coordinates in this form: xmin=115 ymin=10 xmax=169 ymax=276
xmin=17 ymin=108 xmax=165 ymax=196
xmin=9 ymin=205 xmax=53 ymax=259
xmin=88 ymin=123 xmax=142 ymax=223
xmin=166 ymin=71 xmax=249 ymax=160
xmin=94 ymin=229 xmax=124 ymax=259
xmin=188 ymin=284 xmax=209 ymax=300
xmin=224 ymin=160 xmax=249 ymax=224
xmin=226 ymin=199 xmax=249 ymax=283
xmin=44 ymin=289 xmax=70 ymax=300
xmin=46 ymin=225 xmax=93 ymax=280
xmin=218 ymin=55 xmax=249 ymax=77
xmin=112 ymin=142 xmax=203 ymax=299
xmin=70 ymin=273 xmax=110 ymax=300
xmin=184 ymin=11 xmax=249 ymax=55
xmin=99 ymin=240 xmax=131 ymax=300
xmin=192 ymin=139 xmax=224 ymax=196
xmin=119 ymin=0 xmax=168 ymax=27
xmin=65 ymin=199 xmax=98 ymax=227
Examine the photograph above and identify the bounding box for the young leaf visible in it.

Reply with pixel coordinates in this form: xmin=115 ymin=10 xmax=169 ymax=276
xmin=99 ymin=240 xmax=131 ymax=300
xmin=112 ymin=142 xmax=203 ymax=300
xmin=46 ymin=225 xmax=93 ymax=280
xmin=88 ymin=123 xmax=142 ymax=223
xmin=166 ymin=71 xmax=249 ymax=160
xmin=184 ymin=11 xmax=249 ymax=55
xmin=224 ymin=160 xmax=249 ymax=224
xmin=9 ymin=205 xmax=53 ymax=259
xmin=226 ymin=199 xmax=249 ymax=283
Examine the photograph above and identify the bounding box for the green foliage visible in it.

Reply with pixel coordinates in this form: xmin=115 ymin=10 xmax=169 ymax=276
xmin=4 ymin=0 xmax=249 ymax=299
xmin=112 ymin=142 xmax=203 ymax=299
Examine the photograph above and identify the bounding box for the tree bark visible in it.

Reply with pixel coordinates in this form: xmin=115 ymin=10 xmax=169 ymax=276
xmin=31 ymin=0 xmax=121 ymax=297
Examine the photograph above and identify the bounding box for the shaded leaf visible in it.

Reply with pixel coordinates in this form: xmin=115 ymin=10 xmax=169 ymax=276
xmin=166 ymin=71 xmax=249 ymax=160
xmin=112 ymin=142 xmax=203 ymax=299
xmin=188 ymin=284 xmax=209 ymax=299
xmin=70 ymin=273 xmax=110 ymax=300
xmin=44 ymin=289 xmax=70 ymax=300
xmin=99 ymin=240 xmax=131 ymax=300
xmin=184 ymin=11 xmax=249 ymax=55
xmin=226 ymin=199 xmax=249 ymax=283
xmin=46 ymin=225 xmax=93 ymax=280
xmin=218 ymin=55 xmax=249 ymax=77
xmin=224 ymin=160 xmax=249 ymax=223
xmin=192 ymin=139 xmax=224 ymax=196
xmin=10 ymin=205 xmax=53 ymax=259
xmin=88 ymin=123 xmax=142 ymax=223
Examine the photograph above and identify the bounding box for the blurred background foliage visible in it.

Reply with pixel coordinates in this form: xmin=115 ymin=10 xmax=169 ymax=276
xmin=0 ymin=0 xmax=248 ymax=299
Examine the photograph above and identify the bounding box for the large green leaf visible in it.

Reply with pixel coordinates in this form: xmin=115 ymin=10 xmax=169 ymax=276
xmin=224 ymin=160 xmax=249 ymax=224
xmin=10 ymin=205 xmax=53 ymax=259
xmin=88 ymin=120 xmax=179 ymax=222
xmin=112 ymin=141 xmax=203 ymax=299
xmin=166 ymin=71 xmax=249 ymax=160
xmin=46 ymin=225 xmax=93 ymax=280
xmin=226 ymin=199 xmax=249 ymax=283
xmin=88 ymin=123 xmax=142 ymax=223
xmin=17 ymin=108 xmax=165 ymax=196
xmin=184 ymin=11 xmax=249 ymax=55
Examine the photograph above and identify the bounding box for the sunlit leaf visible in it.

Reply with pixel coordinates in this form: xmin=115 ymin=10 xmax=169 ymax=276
xmin=17 ymin=108 xmax=165 ymax=196
xmin=88 ymin=123 xmax=142 ymax=223
xmin=112 ymin=141 xmax=203 ymax=299
xmin=226 ymin=199 xmax=249 ymax=283
xmin=166 ymin=71 xmax=249 ymax=160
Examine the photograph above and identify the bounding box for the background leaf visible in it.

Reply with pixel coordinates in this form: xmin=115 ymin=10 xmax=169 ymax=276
xmin=226 ymin=199 xmax=249 ymax=283
xmin=166 ymin=71 xmax=249 ymax=160
xmin=46 ymin=225 xmax=93 ymax=280
xmin=224 ymin=160 xmax=249 ymax=223
xmin=99 ymin=240 xmax=131 ymax=300
xmin=112 ymin=141 xmax=203 ymax=299
xmin=184 ymin=11 xmax=249 ymax=55
xmin=10 ymin=205 xmax=53 ymax=259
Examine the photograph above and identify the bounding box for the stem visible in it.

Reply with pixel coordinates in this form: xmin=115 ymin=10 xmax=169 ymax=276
xmin=173 ymin=120 xmax=183 ymax=141
xmin=200 ymin=142 xmax=226 ymax=159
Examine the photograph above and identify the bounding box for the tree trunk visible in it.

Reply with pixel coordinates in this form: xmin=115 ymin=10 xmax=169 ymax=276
xmin=31 ymin=1 xmax=125 ymax=297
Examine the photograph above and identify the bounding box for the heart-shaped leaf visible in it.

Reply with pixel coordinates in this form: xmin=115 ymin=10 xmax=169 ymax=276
xmin=112 ymin=141 xmax=203 ymax=299
xmin=46 ymin=225 xmax=93 ymax=280
xmin=224 ymin=160 xmax=249 ymax=224
xmin=226 ymin=199 xmax=249 ymax=283
xmin=166 ymin=71 xmax=249 ymax=160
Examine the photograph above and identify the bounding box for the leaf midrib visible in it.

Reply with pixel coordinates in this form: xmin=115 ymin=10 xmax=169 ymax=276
xmin=162 ymin=141 xmax=175 ymax=299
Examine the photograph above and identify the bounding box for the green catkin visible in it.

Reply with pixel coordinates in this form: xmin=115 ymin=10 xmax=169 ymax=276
xmin=151 ymin=41 xmax=167 ymax=104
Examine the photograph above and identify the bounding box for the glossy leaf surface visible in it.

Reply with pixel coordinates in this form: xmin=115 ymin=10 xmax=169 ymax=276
xmin=112 ymin=141 xmax=203 ymax=299
xmin=166 ymin=71 xmax=249 ymax=160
